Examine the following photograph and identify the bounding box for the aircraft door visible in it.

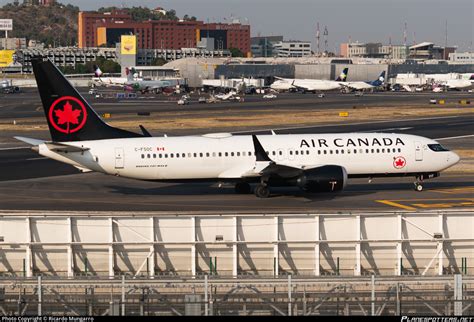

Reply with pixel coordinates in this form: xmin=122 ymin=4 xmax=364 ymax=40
xmin=115 ymin=147 xmax=124 ymax=169
xmin=414 ymin=141 xmax=423 ymax=161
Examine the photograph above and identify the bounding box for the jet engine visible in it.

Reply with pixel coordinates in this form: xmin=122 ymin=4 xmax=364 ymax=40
xmin=295 ymin=165 xmax=348 ymax=192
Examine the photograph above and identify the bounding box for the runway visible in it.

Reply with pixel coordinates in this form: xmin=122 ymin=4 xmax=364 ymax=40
xmin=0 ymin=90 xmax=472 ymax=212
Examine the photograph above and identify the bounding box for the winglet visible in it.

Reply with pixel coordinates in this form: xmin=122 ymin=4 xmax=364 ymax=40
xmin=252 ymin=135 xmax=272 ymax=162
xmin=139 ymin=125 xmax=152 ymax=137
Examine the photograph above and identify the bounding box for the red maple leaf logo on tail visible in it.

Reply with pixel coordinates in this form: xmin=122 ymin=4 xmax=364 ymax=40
xmin=54 ymin=101 xmax=82 ymax=134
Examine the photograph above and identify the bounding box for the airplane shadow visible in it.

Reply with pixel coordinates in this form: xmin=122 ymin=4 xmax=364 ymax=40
xmin=105 ymin=183 xmax=376 ymax=203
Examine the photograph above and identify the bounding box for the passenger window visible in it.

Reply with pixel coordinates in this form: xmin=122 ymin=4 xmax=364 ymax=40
xmin=354 ymin=150 xmax=357 ymax=154
xmin=171 ymin=153 xmax=175 ymax=158
xmin=295 ymin=151 xmax=299 ymax=155
xmin=323 ymin=150 xmax=327 ymax=155
xmin=272 ymin=151 xmax=276 ymax=156
xmin=219 ymin=152 xmax=222 ymax=157
xmin=165 ymin=154 xmax=168 ymax=158
xmin=231 ymin=152 xmax=234 ymax=157
xmin=306 ymin=150 xmax=309 ymax=155
xmin=318 ymin=150 xmax=321 ymax=155
xmin=141 ymin=154 xmax=144 ymax=159
xmin=176 ymin=153 xmax=179 ymax=158
xmin=147 ymin=154 xmax=150 ymax=158
xmin=182 ymin=153 xmax=186 ymax=158
xmin=279 ymin=151 xmax=283 ymax=156
xmin=341 ymin=150 xmax=344 ymax=154
xmin=225 ymin=152 xmax=228 ymax=157
xmin=206 ymin=153 xmax=210 ymax=157
xmin=376 ymin=149 xmax=380 ymax=153
xmin=290 ymin=151 xmax=293 ymax=155
xmin=153 ymin=154 xmax=156 ymax=158
xmin=193 ymin=153 xmax=197 ymax=158
xmin=188 ymin=153 xmax=192 ymax=158
xmin=370 ymin=149 xmax=374 ymax=153
xmin=381 ymin=149 xmax=385 ymax=153
xmin=212 ymin=152 xmax=216 ymax=157
xmin=398 ymin=148 xmax=401 ymax=153
xmin=237 ymin=152 xmax=241 ymax=156
xmin=335 ymin=150 xmax=339 ymax=154
xmin=159 ymin=154 xmax=163 ymax=158
xmin=366 ymin=149 xmax=369 ymax=153
xmin=329 ymin=150 xmax=333 ymax=154
xmin=199 ymin=153 xmax=203 ymax=157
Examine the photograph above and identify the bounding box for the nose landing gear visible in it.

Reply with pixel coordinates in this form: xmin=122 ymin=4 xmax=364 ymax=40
xmin=414 ymin=175 xmax=424 ymax=191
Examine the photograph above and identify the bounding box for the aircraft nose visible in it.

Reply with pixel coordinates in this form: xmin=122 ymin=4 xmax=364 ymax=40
xmin=449 ymin=151 xmax=460 ymax=166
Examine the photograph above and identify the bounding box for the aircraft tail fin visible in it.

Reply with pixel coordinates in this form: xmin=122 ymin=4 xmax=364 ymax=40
xmin=31 ymin=57 xmax=142 ymax=142
xmin=335 ymin=68 xmax=348 ymax=81
xmin=93 ymin=65 xmax=102 ymax=77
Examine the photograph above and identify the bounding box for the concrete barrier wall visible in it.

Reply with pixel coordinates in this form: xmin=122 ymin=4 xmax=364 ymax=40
xmin=0 ymin=210 xmax=472 ymax=278
xmin=294 ymin=64 xmax=332 ymax=79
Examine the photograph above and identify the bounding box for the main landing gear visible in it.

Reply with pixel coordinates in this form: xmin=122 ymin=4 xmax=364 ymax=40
xmin=255 ymin=184 xmax=270 ymax=198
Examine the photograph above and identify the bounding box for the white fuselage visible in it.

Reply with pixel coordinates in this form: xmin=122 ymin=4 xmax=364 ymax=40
xmin=271 ymin=78 xmax=342 ymax=92
xmin=37 ymin=133 xmax=459 ymax=182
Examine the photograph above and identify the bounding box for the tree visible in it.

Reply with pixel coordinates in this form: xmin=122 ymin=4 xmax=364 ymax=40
xmin=229 ymin=47 xmax=245 ymax=57
xmin=151 ymin=57 xmax=167 ymax=66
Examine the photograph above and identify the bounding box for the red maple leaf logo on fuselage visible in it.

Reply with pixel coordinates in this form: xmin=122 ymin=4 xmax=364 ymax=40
xmin=54 ymin=101 xmax=82 ymax=134
xmin=395 ymin=158 xmax=405 ymax=167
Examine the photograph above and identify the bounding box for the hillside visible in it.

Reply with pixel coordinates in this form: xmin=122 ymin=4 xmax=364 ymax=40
xmin=0 ymin=3 xmax=196 ymax=48
xmin=0 ymin=2 xmax=79 ymax=46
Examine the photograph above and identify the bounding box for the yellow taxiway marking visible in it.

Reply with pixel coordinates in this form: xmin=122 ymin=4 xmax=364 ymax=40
xmin=377 ymin=198 xmax=474 ymax=210
xmin=430 ymin=187 xmax=474 ymax=194
xmin=376 ymin=200 xmax=417 ymax=211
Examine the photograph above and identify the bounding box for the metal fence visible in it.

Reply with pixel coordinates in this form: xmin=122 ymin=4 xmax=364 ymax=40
xmin=0 ymin=275 xmax=471 ymax=316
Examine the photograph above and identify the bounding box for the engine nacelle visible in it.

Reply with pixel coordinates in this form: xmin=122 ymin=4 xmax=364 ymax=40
xmin=296 ymin=165 xmax=348 ymax=192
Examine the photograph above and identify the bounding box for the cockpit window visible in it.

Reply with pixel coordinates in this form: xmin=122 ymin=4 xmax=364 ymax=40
xmin=428 ymin=144 xmax=450 ymax=152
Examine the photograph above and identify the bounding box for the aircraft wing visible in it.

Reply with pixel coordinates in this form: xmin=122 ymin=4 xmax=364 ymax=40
xmin=239 ymin=135 xmax=322 ymax=179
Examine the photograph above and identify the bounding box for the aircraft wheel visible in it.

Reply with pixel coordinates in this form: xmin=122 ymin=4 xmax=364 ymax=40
xmin=414 ymin=183 xmax=423 ymax=192
xmin=255 ymin=184 xmax=270 ymax=198
xmin=235 ymin=182 xmax=251 ymax=194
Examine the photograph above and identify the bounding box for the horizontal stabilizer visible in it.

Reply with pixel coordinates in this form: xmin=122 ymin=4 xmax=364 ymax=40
xmin=14 ymin=136 xmax=46 ymax=146
xmin=45 ymin=142 xmax=90 ymax=153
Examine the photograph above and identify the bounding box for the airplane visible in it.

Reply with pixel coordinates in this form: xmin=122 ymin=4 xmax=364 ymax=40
xmin=15 ymin=58 xmax=460 ymax=198
xmin=270 ymin=68 xmax=348 ymax=93
xmin=341 ymin=71 xmax=386 ymax=91
xmin=0 ymin=79 xmax=21 ymax=94
xmin=91 ymin=65 xmax=133 ymax=87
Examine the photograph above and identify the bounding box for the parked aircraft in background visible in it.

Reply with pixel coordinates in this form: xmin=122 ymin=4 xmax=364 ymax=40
xmin=91 ymin=65 xmax=134 ymax=87
xmin=341 ymin=71 xmax=386 ymax=91
xmin=16 ymin=58 xmax=460 ymax=199
xmin=93 ymin=66 xmax=183 ymax=94
xmin=270 ymin=68 xmax=348 ymax=93
xmin=0 ymin=79 xmax=21 ymax=94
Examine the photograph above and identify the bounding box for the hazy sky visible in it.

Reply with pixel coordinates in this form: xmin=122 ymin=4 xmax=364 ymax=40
xmin=1 ymin=0 xmax=473 ymax=52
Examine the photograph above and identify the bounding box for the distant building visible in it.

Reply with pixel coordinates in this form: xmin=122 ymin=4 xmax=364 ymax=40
xmin=408 ymin=42 xmax=456 ymax=60
xmin=273 ymin=41 xmax=311 ymax=57
xmin=78 ymin=10 xmax=250 ymax=55
xmin=21 ymin=0 xmax=54 ymax=5
xmin=39 ymin=0 xmax=56 ymax=5
xmin=340 ymin=42 xmax=408 ymax=60
xmin=0 ymin=38 xmax=27 ymax=50
xmin=449 ymin=52 xmax=474 ymax=64
xmin=250 ymin=36 xmax=283 ymax=57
